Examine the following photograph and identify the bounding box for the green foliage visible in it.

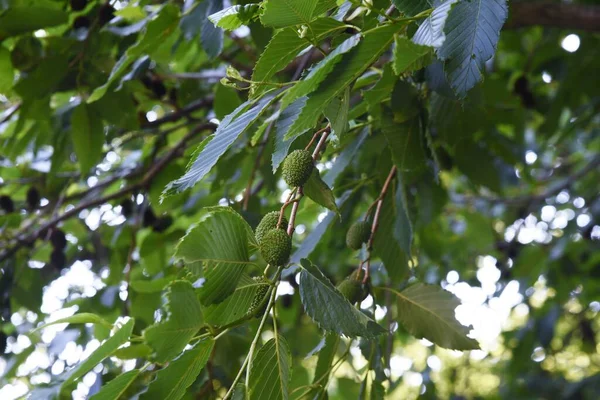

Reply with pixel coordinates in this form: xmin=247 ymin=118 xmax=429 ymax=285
xmin=382 ymin=283 xmax=479 ymax=350
xmin=141 ymin=339 xmax=214 ymax=400
xmin=299 ymin=260 xmax=385 ymax=338
xmin=248 ymin=335 xmax=292 ymax=400
xmin=143 ymin=281 xmax=203 ymax=363
xmin=1 ymin=0 xmax=599 ymax=399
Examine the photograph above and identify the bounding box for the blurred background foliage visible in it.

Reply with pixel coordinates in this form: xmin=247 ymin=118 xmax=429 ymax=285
xmin=0 ymin=0 xmax=599 ymax=399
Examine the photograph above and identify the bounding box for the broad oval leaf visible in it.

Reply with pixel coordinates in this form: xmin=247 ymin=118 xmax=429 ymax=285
xmin=175 ymin=207 xmax=256 ymax=304
xmin=141 ymin=339 xmax=215 ymax=400
xmin=383 ymin=283 xmax=479 ymax=350
xmin=70 ymin=104 xmax=104 ymax=175
xmin=298 ymin=260 xmax=385 ymax=338
xmin=412 ymin=0 xmax=457 ymax=48
xmin=248 ymin=335 xmax=291 ymax=400
xmin=437 ymin=0 xmax=508 ymax=96
xmin=143 ymin=281 xmax=203 ymax=363
xmin=260 ymin=0 xmax=335 ymax=28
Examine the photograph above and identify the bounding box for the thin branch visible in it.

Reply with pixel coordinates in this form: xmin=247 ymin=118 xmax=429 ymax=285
xmin=143 ymin=96 xmax=214 ymax=129
xmin=286 ymin=188 xmax=304 ymax=236
xmin=360 ymin=166 xmax=397 ymax=282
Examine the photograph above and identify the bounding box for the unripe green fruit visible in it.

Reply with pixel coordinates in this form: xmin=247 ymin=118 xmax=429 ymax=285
xmin=255 ymin=211 xmax=288 ymax=244
xmin=259 ymin=229 xmax=291 ymax=266
xmin=346 ymin=221 xmax=371 ymax=250
xmin=248 ymin=277 xmax=270 ymax=317
xmin=336 ymin=272 xmax=368 ymax=304
xmin=282 ymin=150 xmax=314 ymax=187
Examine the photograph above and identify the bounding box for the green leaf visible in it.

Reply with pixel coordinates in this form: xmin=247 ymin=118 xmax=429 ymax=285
xmin=382 ymin=113 xmax=426 ymax=172
xmin=393 ymin=174 xmax=412 ymax=257
xmin=142 ymin=339 xmax=215 ymax=400
xmin=33 ymin=313 xmax=112 ymax=333
xmin=383 ymin=283 xmax=479 ymax=350
xmin=61 ymin=319 xmax=135 ymax=390
xmin=260 ymin=0 xmax=335 ymax=28
xmin=198 ymin=0 xmax=224 ymax=59
xmin=272 ymin=97 xmax=307 ymax=171
xmin=202 ymin=274 xmax=269 ymax=326
xmin=208 ymin=4 xmax=260 ymax=30
xmin=113 ymin=344 xmax=152 ymax=360
xmin=372 ymin=197 xmax=409 ymax=284
xmin=14 ymin=54 xmax=69 ymax=99
xmin=281 ymin=34 xmax=361 ymax=109
xmin=214 ymin=83 xmax=242 ymax=120
xmin=143 ymin=281 xmax=203 ymax=363
xmin=392 ymin=36 xmax=433 ymax=75
xmin=129 ymin=277 xmax=173 ymax=293
xmin=0 ymin=6 xmax=68 ymax=38
xmin=167 ymin=94 xmax=275 ymax=193
xmin=303 ymin=169 xmax=339 ymax=214
xmin=175 ymin=207 xmax=256 ymax=305
xmin=437 ymin=0 xmax=508 ymax=96
xmin=412 ymin=0 xmax=457 ymax=48
xmin=311 ymin=334 xmax=339 ymax=392
xmin=453 ymin=140 xmax=502 ymax=193
xmin=248 ymin=335 xmax=291 ymax=400
xmin=298 ymin=260 xmax=385 ymax=338
xmin=392 ymin=0 xmax=431 ymax=17
xmin=0 ymin=46 xmax=13 ymax=93
xmin=88 ymin=4 xmax=179 ymax=103
xmin=324 ymin=87 xmax=350 ymax=140
xmin=70 ymin=103 xmax=104 ymax=174
xmin=89 ymin=369 xmax=141 ymax=400
xmin=251 ymin=18 xmax=346 ymax=98
xmin=282 ymin=23 xmax=402 ymax=142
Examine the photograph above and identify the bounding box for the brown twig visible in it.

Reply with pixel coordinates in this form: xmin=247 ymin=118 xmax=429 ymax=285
xmin=359 ymin=166 xmax=397 ymax=282
xmin=286 ymin=188 xmax=304 ymax=236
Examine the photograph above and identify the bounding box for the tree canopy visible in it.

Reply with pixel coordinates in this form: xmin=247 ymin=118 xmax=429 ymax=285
xmin=1 ymin=0 xmax=599 ymax=399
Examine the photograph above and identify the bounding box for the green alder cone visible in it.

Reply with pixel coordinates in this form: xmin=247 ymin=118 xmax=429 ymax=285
xmin=248 ymin=277 xmax=270 ymax=317
xmin=336 ymin=273 xmax=368 ymax=304
xmin=346 ymin=221 xmax=371 ymax=250
xmin=282 ymin=149 xmax=314 ymax=187
xmin=259 ymin=229 xmax=292 ymax=266
xmin=255 ymin=211 xmax=288 ymax=244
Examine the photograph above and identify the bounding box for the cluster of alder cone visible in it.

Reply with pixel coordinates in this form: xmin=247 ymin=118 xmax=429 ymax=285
xmin=253 ymin=139 xmax=375 ymax=310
